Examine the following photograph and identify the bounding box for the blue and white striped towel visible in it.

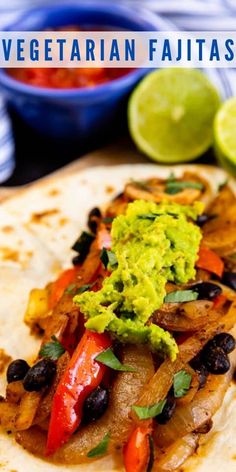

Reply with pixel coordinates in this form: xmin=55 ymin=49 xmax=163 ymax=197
xmin=0 ymin=0 xmax=235 ymax=183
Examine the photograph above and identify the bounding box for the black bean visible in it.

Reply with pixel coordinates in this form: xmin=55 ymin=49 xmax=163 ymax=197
xmin=190 ymin=356 xmax=209 ymax=388
xmin=7 ymin=359 xmax=30 ymax=383
xmin=209 ymin=332 xmax=236 ymax=354
xmin=87 ymin=207 xmax=101 ymax=234
xmin=197 ymin=365 xmax=209 ymax=389
xmin=195 ymin=419 xmax=213 ymax=434
xmin=192 ymin=282 xmax=222 ymax=301
xmin=196 ymin=214 xmax=210 ymax=226
xmin=113 ymin=192 xmax=124 ymax=201
xmin=23 ymin=358 xmax=56 ymax=392
xmin=196 ymin=214 xmax=216 ymax=227
xmin=155 ymin=395 xmax=176 ymax=425
xmin=203 ymin=346 xmax=230 ymax=374
xmin=89 ymin=207 xmax=101 ymax=219
xmin=83 ymin=386 xmax=109 ymax=423
xmin=221 ymin=272 xmax=236 ymax=291
xmin=190 ymin=353 xmax=202 ymax=371
xmin=72 ymin=254 xmax=81 ymax=266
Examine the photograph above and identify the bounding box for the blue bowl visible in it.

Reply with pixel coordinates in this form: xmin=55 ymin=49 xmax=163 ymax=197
xmin=0 ymin=3 xmax=164 ymax=140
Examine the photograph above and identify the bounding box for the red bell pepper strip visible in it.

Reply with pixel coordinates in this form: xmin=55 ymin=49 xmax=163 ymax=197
xmin=46 ymin=330 xmax=112 ymax=456
xmin=123 ymin=424 xmax=153 ymax=472
xmin=48 ymin=267 xmax=80 ymax=309
xmin=213 ymin=293 xmax=227 ymax=309
xmin=196 ymin=246 xmax=224 ymax=278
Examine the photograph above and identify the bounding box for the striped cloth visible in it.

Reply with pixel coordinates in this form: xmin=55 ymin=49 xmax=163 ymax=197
xmin=0 ymin=0 xmax=235 ymax=183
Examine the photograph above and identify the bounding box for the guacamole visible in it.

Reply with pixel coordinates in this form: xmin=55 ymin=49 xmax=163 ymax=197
xmin=74 ymin=200 xmax=203 ymax=360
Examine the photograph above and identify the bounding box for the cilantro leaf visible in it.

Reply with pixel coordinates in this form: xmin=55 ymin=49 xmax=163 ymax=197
xmin=173 ymin=370 xmax=192 ymax=398
xmin=138 ymin=214 xmax=159 ymax=220
xmin=66 ymin=282 xmax=96 ymax=296
xmin=164 ymin=290 xmax=198 ymax=303
xmin=102 ymin=216 xmax=114 ymax=224
xmin=87 ymin=433 xmax=110 ymax=458
xmin=96 ymin=348 xmax=136 ymax=372
xmin=76 ymin=282 xmax=95 ymax=295
xmin=71 ymin=231 xmax=95 ymax=263
xmin=39 ymin=335 xmax=65 ymax=361
xmin=132 ymin=400 xmax=166 ymax=420
xmin=168 ymin=172 xmax=176 ymax=182
xmin=165 ymin=181 xmax=204 ymax=195
xmin=65 ymin=283 xmax=76 ymax=294
xmin=138 ymin=212 xmax=178 ymax=221
xmin=100 ymin=248 xmax=117 ymax=269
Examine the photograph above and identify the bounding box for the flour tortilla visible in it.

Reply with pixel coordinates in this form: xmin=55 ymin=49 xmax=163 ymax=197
xmin=0 ymin=163 xmax=236 ymax=472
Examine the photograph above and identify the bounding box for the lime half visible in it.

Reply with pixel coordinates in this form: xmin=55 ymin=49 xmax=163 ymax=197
xmin=128 ymin=68 xmax=221 ymax=164
xmin=214 ymin=97 xmax=236 ymax=176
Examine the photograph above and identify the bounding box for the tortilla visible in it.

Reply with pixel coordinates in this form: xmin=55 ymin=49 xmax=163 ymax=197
xmin=0 ymin=163 xmax=236 ymax=472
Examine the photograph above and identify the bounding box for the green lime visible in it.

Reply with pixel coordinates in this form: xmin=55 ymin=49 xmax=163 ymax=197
xmin=128 ymin=68 xmax=221 ymax=164
xmin=214 ymin=97 xmax=236 ymax=176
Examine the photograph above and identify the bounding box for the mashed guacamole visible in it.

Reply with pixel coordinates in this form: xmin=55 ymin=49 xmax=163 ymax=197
xmin=74 ymin=200 xmax=203 ymax=360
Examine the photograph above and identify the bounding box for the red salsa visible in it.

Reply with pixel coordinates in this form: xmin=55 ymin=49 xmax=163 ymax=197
xmin=8 ymin=67 xmax=131 ymax=89
xmin=8 ymin=26 xmax=133 ymax=89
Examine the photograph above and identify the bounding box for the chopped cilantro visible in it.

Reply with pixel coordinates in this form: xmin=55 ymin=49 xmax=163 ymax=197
xmin=39 ymin=335 xmax=65 ymax=361
xmin=87 ymin=433 xmax=110 ymax=458
xmin=173 ymin=370 xmax=192 ymax=398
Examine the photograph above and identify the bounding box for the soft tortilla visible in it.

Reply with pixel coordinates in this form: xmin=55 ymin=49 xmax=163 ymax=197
xmin=0 ymin=163 xmax=236 ymax=472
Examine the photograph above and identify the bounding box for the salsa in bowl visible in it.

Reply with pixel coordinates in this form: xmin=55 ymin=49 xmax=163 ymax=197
xmin=0 ymin=3 xmax=162 ymax=140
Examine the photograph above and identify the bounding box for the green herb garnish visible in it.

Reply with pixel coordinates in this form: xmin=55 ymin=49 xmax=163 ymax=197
xmin=100 ymin=248 xmax=117 ymax=269
xmin=72 ymin=231 xmax=95 ymax=263
xmin=76 ymin=282 xmax=95 ymax=295
xmin=138 ymin=212 xmax=178 ymax=220
xmin=164 ymin=290 xmax=198 ymax=303
xmin=39 ymin=335 xmax=65 ymax=361
xmin=168 ymin=172 xmax=176 ymax=182
xmin=96 ymin=348 xmax=136 ymax=372
xmin=65 ymin=283 xmax=77 ymax=294
xmin=87 ymin=432 xmax=110 ymax=458
xmin=132 ymin=400 xmax=166 ymax=420
xmin=102 ymin=216 xmax=114 ymax=224
xmin=173 ymin=370 xmax=192 ymax=398
xmin=165 ymin=181 xmax=204 ymax=195
xmin=66 ymin=282 xmax=95 ymax=296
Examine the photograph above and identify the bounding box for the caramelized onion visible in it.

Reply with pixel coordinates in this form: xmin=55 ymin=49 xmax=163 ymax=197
xmin=154 ymin=347 xmax=236 ymax=448
xmin=134 ymin=300 xmax=236 ymax=416
xmin=15 ymin=391 xmax=41 ymax=431
xmin=16 ymin=345 xmax=154 ymax=463
xmin=0 ymin=399 xmax=18 ymax=430
xmin=176 ymin=366 xmax=199 ymax=407
xmin=153 ymin=301 xmax=218 ymax=332
xmin=179 ymin=300 xmax=213 ymax=320
xmin=202 ymin=185 xmax=236 ymax=256
xmin=153 ymin=434 xmax=199 ymax=472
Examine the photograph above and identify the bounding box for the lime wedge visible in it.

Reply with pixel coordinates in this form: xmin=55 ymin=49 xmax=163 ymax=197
xmin=214 ymin=97 xmax=236 ymax=176
xmin=128 ymin=69 xmax=220 ymax=163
